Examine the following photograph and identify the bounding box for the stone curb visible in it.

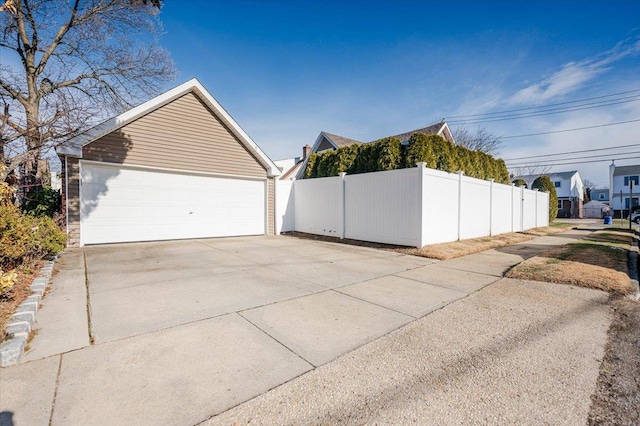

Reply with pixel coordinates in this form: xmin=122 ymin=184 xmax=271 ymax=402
xmin=0 ymin=257 xmax=56 ymax=367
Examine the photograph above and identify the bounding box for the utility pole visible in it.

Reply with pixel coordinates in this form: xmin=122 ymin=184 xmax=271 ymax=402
xmin=630 ymin=180 xmax=634 ymax=230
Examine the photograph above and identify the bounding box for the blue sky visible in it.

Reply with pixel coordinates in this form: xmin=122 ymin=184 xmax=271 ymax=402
xmin=160 ymin=1 xmax=640 ymax=186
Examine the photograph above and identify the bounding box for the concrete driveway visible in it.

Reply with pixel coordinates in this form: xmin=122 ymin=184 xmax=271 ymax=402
xmin=3 ymin=234 xmax=500 ymax=425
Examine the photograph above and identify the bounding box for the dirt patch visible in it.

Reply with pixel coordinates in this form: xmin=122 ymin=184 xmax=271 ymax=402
xmin=0 ymin=261 xmax=43 ymax=341
xmin=506 ymin=230 xmax=635 ymax=294
xmin=397 ymin=225 xmax=574 ymax=260
xmin=588 ymin=296 xmax=640 ymax=426
xmin=288 ymin=225 xmax=575 ymax=261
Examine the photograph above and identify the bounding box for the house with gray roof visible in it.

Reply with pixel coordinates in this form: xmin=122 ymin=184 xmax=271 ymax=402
xmin=514 ymin=170 xmax=585 ymax=218
xmin=297 ymin=121 xmax=455 ymax=178
xmin=609 ymin=161 xmax=640 ymax=217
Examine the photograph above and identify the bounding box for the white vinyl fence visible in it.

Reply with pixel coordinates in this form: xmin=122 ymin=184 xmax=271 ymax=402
xmin=276 ymin=162 xmax=549 ymax=248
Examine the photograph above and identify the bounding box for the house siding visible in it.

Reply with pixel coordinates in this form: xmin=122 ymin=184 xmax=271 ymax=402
xmin=82 ymin=92 xmax=267 ymax=178
xmin=267 ymin=177 xmax=275 ymax=235
xmin=64 ymin=157 xmax=81 ymax=247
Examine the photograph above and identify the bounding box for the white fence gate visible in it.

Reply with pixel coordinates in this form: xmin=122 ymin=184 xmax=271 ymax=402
xmin=276 ymin=162 xmax=549 ymax=248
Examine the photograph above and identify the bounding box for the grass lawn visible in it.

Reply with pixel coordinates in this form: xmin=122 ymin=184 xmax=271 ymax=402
xmin=506 ymin=228 xmax=637 ymax=294
xmin=397 ymin=222 xmax=575 ymax=260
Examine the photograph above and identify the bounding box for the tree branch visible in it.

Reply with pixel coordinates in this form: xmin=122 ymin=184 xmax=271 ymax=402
xmin=36 ymin=0 xmax=79 ymax=75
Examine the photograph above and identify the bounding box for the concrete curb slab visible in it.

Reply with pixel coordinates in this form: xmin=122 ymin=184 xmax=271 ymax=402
xmin=0 ymin=258 xmax=56 ymax=367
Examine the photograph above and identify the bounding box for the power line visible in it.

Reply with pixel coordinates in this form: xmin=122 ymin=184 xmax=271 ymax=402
xmin=499 ymin=118 xmax=640 ymax=139
xmin=502 ymin=143 xmax=640 ymax=161
xmin=506 ymin=150 xmax=640 ymax=167
xmin=507 ymin=156 xmax=640 ymax=168
xmin=448 ymin=97 xmax=640 ymax=124
xmin=446 ymin=88 xmax=640 ymax=119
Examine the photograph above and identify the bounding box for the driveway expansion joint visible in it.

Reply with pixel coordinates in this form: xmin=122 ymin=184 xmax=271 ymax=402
xmin=0 ymin=258 xmax=56 ymax=367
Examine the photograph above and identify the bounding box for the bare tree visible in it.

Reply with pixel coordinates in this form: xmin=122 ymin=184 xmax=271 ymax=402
xmin=508 ymin=165 xmax=552 ymax=179
xmin=0 ymin=0 xmax=175 ymax=184
xmin=452 ymin=126 xmax=503 ymax=156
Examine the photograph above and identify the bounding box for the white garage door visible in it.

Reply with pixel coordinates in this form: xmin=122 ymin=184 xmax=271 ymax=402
xmin=80 ymin=163 xmax=265 ymax=245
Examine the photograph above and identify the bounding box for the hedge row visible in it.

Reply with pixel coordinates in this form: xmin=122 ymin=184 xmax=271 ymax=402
xmin=303 ymin=133 xmax=510 ymax=184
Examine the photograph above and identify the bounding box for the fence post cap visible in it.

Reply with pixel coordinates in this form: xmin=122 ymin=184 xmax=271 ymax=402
xmin=416 ymin=162 xmax=427 ymax=169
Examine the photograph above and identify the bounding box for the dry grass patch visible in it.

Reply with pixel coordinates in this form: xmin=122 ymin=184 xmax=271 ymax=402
xmin=507 ymin=229 xmax=636 ymax=294
xmin=397 ymin=224 xmax=575 ymax=260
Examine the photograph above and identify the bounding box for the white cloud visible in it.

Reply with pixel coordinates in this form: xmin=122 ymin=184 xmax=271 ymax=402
xmin=508 ymin=36 xmax=640 ymax=105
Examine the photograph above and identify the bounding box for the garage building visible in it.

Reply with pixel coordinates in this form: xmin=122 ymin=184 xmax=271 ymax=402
xmin=57 ymin=79 xmax=281 ymax=247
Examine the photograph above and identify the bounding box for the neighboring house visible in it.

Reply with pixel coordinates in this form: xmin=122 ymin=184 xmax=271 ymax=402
xmin=609 ymin=161 xmax=640 ymax=217
xmin=582 ymin=200 xmax=609 ymax=219
xmin=274 ymin=145 xmax=311 ymax=180
xmin=515 ymin=171 xmax=585 ymax=218
xmin=590 ymin=188 xmax=609 ymax=204
xmin=296 ymin=121 xmax=455 ymax=178
xmin=56 ymin=78 xmax=281 ymax=247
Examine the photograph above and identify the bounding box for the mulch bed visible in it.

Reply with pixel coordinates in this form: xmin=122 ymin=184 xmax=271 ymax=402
xmin=0 ymin=261 xmax=42 ymax=342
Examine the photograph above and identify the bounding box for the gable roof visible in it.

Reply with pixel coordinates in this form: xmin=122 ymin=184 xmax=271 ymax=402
xmin=322 ymin=132 xmax=364 ymax=148
xmin=57 ymin=78 xmax=281 ymax=177
xmin=387 ymin=122 xmax=451 ymax=143
xmin=613 ymin=165 xmax=640 ymax=176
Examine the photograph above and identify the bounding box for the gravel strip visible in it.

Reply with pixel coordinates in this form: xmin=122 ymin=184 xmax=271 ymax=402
xmin=205 ymin=278 xmax=611 ymax=425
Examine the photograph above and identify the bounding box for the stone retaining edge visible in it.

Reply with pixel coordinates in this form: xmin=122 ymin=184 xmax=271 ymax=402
xmin=0 ymin=257 xmax=57 ymax=367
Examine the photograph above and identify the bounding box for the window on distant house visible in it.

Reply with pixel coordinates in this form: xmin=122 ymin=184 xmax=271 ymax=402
xmin=624 ymin=176 xmax=639 ymax=186
xmin=557 ymin=200 xmax=563 ymax=209
xmin=624 ymin=197 xmax=639 ymax=209
xmin=599 ymin=193 xmax=605 ymax=200
xmin=554 ymin=181 xmax=561 ymax=188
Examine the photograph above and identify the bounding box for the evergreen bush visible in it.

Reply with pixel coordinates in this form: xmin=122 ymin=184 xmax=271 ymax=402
xmin=532 ymin=175 xmax=558 ymax=222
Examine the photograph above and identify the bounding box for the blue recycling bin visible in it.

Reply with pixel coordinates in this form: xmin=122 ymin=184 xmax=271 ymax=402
xmin=603 ymin=216 xmax=612 ymax=225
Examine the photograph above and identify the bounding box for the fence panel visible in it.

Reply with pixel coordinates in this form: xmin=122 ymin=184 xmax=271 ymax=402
xmin=344 ymin=168 xmax=420 ymax=246
xmin=294 ymin=176 xmax=342 ymax=237
xmin=512 ymin=186 xmax=523 ymax=232
xmin=290 ymin=167 xmax=549 ymax=247
xmin=275 ymin=179 xmax=294 ymax=234
xmin=491 ymin=183 xmax=513 ymax=235
xmin=537 ymin=191 xmax=550 ymax=227
xmin=522 ymin=189 xmax=537 ymax=230
xmin=422 ymin=168 xmax=460 ymax=245
xmin=459 ymin=176 xmax=491 ymax=239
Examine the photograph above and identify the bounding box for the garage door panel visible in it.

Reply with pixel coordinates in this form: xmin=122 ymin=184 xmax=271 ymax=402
xmin=81 ymin=163 xmax=266 ymax=245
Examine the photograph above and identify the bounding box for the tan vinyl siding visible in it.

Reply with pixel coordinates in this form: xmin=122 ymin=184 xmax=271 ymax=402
xmin=65 ymin=157 xmax=81 ymax=247
xmin=83 ymin=92 xmax=267 ymax=178
xmin=267 ymin=178 xmax=275 ymax=235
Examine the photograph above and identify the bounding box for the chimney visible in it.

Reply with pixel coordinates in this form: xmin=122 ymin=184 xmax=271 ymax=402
xmin=302 ymin=144 xmax=312 ymax=160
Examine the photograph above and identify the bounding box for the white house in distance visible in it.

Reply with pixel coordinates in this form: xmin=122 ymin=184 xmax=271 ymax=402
xmin=609 ymin=161 xmax=640 ymax=217
xmin=516 ymin=171 xmax=585 ymax=218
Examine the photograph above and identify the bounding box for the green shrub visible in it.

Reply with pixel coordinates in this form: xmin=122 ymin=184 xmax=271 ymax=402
xmin=532 ymin=175 xmax=558 ymax=222
xmin=304 ymin=133 xmax=510 ymax=182
xmin=373 ymin=137 xmax=402 ymax=171
xmin=21 ymin=186 xmax=61 ymax=217
xmin=0 ymin=202 xmax=66 ymax=270
xmin=403 ymin=133 xmax=436 ymax=169
xmin=512 ymin=178 xmax=527 ymax=188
